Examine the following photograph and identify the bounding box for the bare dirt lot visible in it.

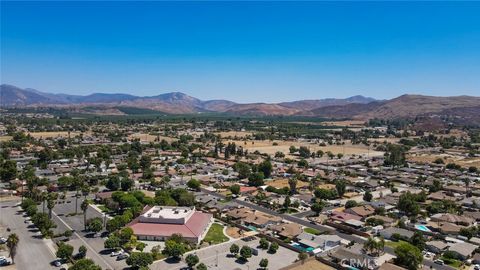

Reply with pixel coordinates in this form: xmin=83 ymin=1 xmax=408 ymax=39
xmin=226 ymin=139 xmax=384 ymax=158
xmin=128 ymin=133 xmax=176 ymax=143
xmin=408 ymin=153 xmax=480 ymax=168
xmin=27 ymin=131 xmax=82 ymax=139
xmin=265 ymin=178 xmax=310 ymax=189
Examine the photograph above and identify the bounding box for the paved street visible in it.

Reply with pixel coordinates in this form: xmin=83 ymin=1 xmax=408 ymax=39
xmin=0 ymin=199 xmax=57 ymax=270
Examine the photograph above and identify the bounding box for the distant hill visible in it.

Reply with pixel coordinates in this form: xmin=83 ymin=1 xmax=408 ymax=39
xmin=2 ymin=84 xmax=479 ymax=124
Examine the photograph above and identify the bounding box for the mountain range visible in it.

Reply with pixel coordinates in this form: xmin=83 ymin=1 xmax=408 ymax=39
xmin=1 ymin=84 xmax=480 ymax=124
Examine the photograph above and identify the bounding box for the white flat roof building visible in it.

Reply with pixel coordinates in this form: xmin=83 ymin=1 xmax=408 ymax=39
xmin=138 ymin=206 xmax=195 ymax=224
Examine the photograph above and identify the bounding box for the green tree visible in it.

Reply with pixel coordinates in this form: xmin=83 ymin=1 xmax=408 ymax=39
xmin=248 ymin=172 xmax=265 ymax=187
xmin=104 ymin=235 xmax=121 ymax=250
xmin=77 ymin=245 xmax=87 ymax=259
xmin=335 ymin=180 xmax=346 ymax=197
xmin=298 ymin=252 xmax=308 ymax=264
xmin=394 ymin=242 xmax=423 ymax=270
xmin=56 ymin=242 xmax=74 ymax=260
xmin=259 ymin=258 xmax=269 ymax=269
xmin=268 ymin=242 xmax=279 ymax=254
xmin=363 ymin=191 xmax=373 ymax=202
xmin=230 ymin=184 xmax=241 ymax=195
xmin=397 ymin=192 xmax=420 ymax=217
xmin=259 ymin=238 xmax=269 ymax=249
xmin=311 ymin=201 xmax=324 ymax=216
xmin=230 ymin=243 xmax=239 ymax=256
xmin=81 ymin=199 xmax=89 ymax=230
xmin=163 ymin=239 xmax=186 ymax=259
xmin=185 ymin=253 xmax=199 ymax=269
xmin=409 ymin=231 xmax=426 ymax=250
xmin=345 ymin=200 xmax=358 ymax=209
xmin=258 ymin=160 xmax=273 ymax=178
xmin=197 ymin=263 xmax=207 ymax=270
xmin=126 ymin=252 xmax=154 ymax=269
xmin=187 ymin=179 xmax=201 ymax=191
xmin=6 ymin=233 xmax=19 ymax=264
xmin=240 ymin=245 xmax=252 ymax=261
xmin=86 ymin=217 xmax=103 ymax=234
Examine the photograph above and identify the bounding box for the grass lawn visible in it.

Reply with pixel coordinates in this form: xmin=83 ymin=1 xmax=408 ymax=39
xmin=97 ymin=205 xmax=109 ymax=212
xmin=440 ymin=257 xmax=463 ymax=268
xmin=203 ymin=223 xmax=229 ymax=244
xmin=384 ymin=240 xmax=408 ymax=249
xmin=304 ymin=227 xmax=321 ymax=235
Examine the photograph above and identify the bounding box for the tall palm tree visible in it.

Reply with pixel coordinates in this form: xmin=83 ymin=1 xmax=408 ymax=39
xmin=47 ymin=192 xmax=58 ymax=219
xmin=6 ymin=233 xmax=19 ymax=264
xmin=81 ymin=200 xmax=89 ymax=230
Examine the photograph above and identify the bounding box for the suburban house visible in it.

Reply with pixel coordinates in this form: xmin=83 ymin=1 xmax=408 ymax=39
xmin=379 ymin=227 xmax=414 ymax=240
xmin=127 ymin=206 xmax=213 ymax=244
xmin=296 ymin=232 xmax=342 ymax=252
xmin=447 ymin=242 xmax=478 ymax=260
xmin=344 ymin=205 xmax=376 ymax=220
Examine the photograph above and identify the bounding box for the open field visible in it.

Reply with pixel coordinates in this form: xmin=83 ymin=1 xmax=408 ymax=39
xmin=266 ymin=178 xmax=310 ymax=189
xmin=0 ymin=136 xmax=12 ymax=142
xmin=128 ymin=133 xmax=176 ymax=142
xmin=27 ymin=131 xmax=82 ymax=139
xmin=214 ymin=131 xmax=253 ymax=138
xmin=226 ymin=139 xmax=383 ymax=158
xmin=407 ymin=153 xmax=480 ymax=168
xmin=287 ymin=259 xmax=336 ymax=270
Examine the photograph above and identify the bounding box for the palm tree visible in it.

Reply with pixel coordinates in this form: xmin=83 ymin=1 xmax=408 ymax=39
xmin=81 ymin=200 xmax=89 ymax=230
xmin=47 ymin=192 xmax=58 ymax=219
xmin=6 ymin=233 xmax=19 ymax=264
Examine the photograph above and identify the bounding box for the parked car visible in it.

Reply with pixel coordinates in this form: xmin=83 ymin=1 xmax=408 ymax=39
xmin=474 ymin=264 xmax=480 ymax=270
xmin=53 ymin=260 xmax=62 ymax=267
xmin=434 ymin=259 xmax=444 ymax=265
xmin=0 ymin=237 xmax=7 ymax=244
xmin=117 ymin=253 xmax=129 ymax=260
xmin=110 ymin=249 xmax=124 ymax=257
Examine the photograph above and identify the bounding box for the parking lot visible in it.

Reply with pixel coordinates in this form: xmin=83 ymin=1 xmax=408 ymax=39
xmin=48 ymin=192 xmax=127 ymax=270
xmin=151 ymin=237 xmax=299 ymax=270
xmin=0 ymin=199 xmax=57 ymax=270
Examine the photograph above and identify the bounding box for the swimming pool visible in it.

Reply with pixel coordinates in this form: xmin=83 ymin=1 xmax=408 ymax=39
xmin=292 ymin=243 xmax=314 ymax=252
xmin=415 ymin=224 xmax=431 ymax=232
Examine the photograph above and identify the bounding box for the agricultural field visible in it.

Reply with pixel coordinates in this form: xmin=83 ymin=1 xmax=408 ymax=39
xmin=225 ymin=139 xmax=384 ymax=158
xmin=407 ymin=153 xmax=480 ymax=168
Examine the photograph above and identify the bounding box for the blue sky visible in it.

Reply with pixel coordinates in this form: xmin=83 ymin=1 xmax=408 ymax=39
xmin=1 ymin=1 xmax=479 ymax=102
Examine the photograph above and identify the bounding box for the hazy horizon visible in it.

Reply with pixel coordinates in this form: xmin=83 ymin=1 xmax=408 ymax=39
xmin=1 ymin=2 xmax=479 ymax=103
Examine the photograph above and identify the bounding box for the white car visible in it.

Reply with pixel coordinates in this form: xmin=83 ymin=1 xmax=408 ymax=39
xmin=0 ymin=237 xmax=7 ymax=244
xmin=110 ymin=250 xmax=123 ymax=257
xmin=474 ymin=264 xmax=480 ymax=270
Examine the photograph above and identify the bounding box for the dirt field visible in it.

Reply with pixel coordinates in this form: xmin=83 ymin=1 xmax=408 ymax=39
xmin=214 ymin=131 xmax=253 ymax=138
xmin=27 ymin=131 xmax=81 ymax=139
xmin=265 ymin=178 xmax=310 ymax=189
xmin=287 ymin=259 xmax=336 ymax=270
xmin=225 ymin=139 xmax=383 ymax=158
xmin=128 ymin=133 xmax=176 ymax=143
xmin=0 ymin=136 xmax=12 ymax=142
xmin=225 ymin=227 xmax=242 ymax=239
xmin=408 ymin=154 xmax=480 ymax=168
